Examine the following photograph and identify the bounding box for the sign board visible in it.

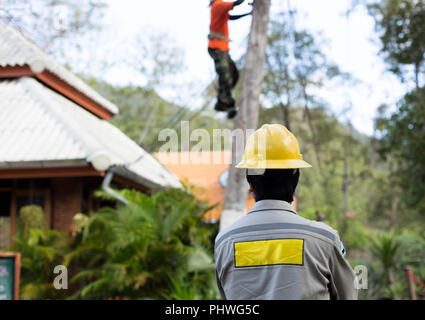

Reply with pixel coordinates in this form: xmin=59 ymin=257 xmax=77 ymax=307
xmin=0 ymin=252 xmax=21 ymax=300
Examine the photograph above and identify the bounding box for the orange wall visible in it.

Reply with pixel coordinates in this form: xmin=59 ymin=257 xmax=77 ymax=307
xmin=155 ymin=151 xmax=254 ymax=221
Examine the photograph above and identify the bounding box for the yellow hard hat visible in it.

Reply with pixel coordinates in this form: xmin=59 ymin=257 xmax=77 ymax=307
xmin=235 ymin=124 xmax=312 ymax=169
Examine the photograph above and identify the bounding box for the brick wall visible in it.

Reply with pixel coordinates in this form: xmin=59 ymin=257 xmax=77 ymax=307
xmin=51 ymin=178 xmax=82 ymax=233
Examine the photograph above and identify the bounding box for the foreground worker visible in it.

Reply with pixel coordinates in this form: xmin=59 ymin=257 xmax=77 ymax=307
xmin=215 ymin=124 xmax=358 ymax=299
xmin=208 ymin=0 xmax=251 ymax=119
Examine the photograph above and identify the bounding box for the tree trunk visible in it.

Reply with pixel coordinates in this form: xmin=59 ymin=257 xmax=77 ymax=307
xmin=386 ymin=267 xmax=394 ymax=285
xmin=388 ymin=161 xmax=399 ymax=230
xmin=301 ymin=81 xmax=322 ymax=173
xmin=280 ymin=102 xmax=291 ymax=131
xmin=341 ymin=148 xmax=349 ymax=235
xmin=414 ymin=62 xmax=419 ymax=90
xmin=389 ymin=185 xmax=399 ymax=229
xmin=220 ymin=0 xmax=271 ymax=231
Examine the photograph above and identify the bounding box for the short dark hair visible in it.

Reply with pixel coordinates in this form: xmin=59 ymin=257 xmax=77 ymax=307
xmin=246 ymin=169 xmax=300 ymax=202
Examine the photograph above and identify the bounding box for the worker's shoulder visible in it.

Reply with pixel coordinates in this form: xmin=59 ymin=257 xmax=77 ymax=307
xmin=212 ymin=0 xmax=233 ymax=10
xmin=215 ymin=213 xmax=252 ymax=245
xmin=281 ymin=212 xmax=342 ymax=245
xmin=292 ymin=215 xmax=346 ymax=256
xmin=303 ymin=218 xmax=341 ymax=243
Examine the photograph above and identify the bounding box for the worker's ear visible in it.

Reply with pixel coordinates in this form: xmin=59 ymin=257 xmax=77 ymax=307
xmin=248 ymin=183 xmax=253 ymax=193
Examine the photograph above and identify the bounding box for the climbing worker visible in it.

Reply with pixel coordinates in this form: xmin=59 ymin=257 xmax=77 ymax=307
xmin=214 ymin=124 xmax=358 ymax=299
xmin=208 ymin=0 xmax=252 ymax=119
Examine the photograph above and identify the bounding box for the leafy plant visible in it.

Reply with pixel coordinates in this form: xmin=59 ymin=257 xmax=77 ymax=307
xmin=368 ymin=0 xmax=425 ymax=86
xmin=18 ymin=205 xmax=46 ymax=240
xmin=370 ymin=232 xmax=401 ymax=285
xmin=66 ymin=187 xmax=219 ymax=300
xmin=13 ymin=229 xmax=69 ymax=299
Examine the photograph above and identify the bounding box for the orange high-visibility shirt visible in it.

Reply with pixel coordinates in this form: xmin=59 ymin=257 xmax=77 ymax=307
xmin=208 ymin=0 xmax=234 ymax=51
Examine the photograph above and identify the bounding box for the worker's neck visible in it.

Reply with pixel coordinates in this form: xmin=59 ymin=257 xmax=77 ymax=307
xmin=255 ymin=198 xmax=292 ymax=203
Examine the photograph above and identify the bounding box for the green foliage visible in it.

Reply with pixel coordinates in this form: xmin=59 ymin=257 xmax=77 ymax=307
xmin=368 ymin=0 xmax=425 ymax=84
xmin=84 ymin=78 xmax=232 ymax=152
xmin=367 ymin=6 xmax=425 ymax=298
xmin=264 ymin=12 xmax=344 ymax=130
xmin=342 ymin=218 xmax=369 ymax=250
xmin=397 ymin=230 xmax=425 ymax=266
xmin=375 ymin=88 xmax=425 ymax=218
xmin=297 ymin=208 xmax=317 ymax=221
xmin=8 ymin=188 xmax=219 ymax=300
xmin=366 ymin=232 xmax=400 ymax=297
xmin=365 ymin=230 xmax=425 ymax=299
xmin=8 ymin=207 xmax=68 ymax=299
xmin=13 ymin=229 xmax=69 ymax=299
xmin=370 ymin=232 xmax=401 ymax=270
xmin=66 ymin=187 xmax=219 ymax=299
xmin=384 ymin=280 xmax=409 ymax=300
xmin=18 ymin=205 xmax=46 ymax=240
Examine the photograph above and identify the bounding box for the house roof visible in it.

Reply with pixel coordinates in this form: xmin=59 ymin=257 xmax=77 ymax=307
xmin=0 ymin=77 xmax=181 ymax=190
xmin=154 ymin=151 xmax=254 ymax=220
xmin=0 ymin=21 xmax=119 ymax=116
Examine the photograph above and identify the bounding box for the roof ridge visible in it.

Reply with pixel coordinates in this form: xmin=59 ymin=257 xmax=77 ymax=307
xmin=0 ymin=21 xmax=119 ymax=115
xmin=0 ymin=21 xmax=43 ymax=69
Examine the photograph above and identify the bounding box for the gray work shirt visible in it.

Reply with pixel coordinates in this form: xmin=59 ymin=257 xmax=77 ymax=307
xmin=214 ymin=200 xmax=358 ymax=300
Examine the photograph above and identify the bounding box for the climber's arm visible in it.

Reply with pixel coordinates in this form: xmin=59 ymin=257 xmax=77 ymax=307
xmin=229 ymin=12 xmax=252 ymax=20
xmin=233 ymin=0 xmax=245 ymax=7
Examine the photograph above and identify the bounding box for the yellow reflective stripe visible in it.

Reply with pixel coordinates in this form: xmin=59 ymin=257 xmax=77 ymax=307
xmin=234 ymin=239 xmax=304 ymax=267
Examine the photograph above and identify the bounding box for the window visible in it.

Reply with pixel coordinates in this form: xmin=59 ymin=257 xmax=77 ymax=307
xmin=15 ymin=190 xmax=51 ymax=229
xmin=16 ymin=195 xmax=46 ymax=216
xmin=0 ymin=192 xmax=11 ymax=249
xmin=0 ymin=180 xmax=52 ymax=247
xmin=0 ymin=192 xmax=11 ymax=217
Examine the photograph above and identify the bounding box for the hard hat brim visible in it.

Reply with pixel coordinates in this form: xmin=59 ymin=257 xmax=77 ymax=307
xmin=235 ymin=159 xmax=312 ymax=169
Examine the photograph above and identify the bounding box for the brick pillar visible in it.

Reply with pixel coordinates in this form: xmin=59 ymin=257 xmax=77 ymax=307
xmin=51 ymin=178 xmax=81 ymax=233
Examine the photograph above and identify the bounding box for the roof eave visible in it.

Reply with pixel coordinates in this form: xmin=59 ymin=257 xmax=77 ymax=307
xmin=0 ymin=162 xmax=105 ymax=179
xmin=0 ymin=161 xmax=177 ymax=191
xmin=110 ymin=165 xmax=167 ymax=191
xmin=0 ymin=65 xmax=116 ymax=119
xmin=0 ymin=159 xmax=89 ymax=169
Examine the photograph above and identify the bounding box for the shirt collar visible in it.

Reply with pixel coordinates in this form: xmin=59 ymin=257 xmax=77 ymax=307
xmin=248 ymin=199 xmax=297 ymax=215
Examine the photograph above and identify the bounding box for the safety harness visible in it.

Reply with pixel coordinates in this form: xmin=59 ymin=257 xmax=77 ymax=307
xmin=208 ymin=31 xmax=229 ymax=42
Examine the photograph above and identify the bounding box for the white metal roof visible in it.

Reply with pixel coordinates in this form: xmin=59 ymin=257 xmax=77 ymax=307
xmin=0 ymin=77 xmax=181 ymax=189
xmin=0 ymin=21 xmax=119 ymax=115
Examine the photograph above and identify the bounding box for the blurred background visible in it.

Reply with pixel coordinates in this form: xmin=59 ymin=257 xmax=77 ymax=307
xmin=0 ymin=0 xmax=424 ymax=300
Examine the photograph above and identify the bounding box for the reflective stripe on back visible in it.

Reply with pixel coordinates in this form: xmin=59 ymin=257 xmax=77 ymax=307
xmin=215 ymin=222 xmax=335 ymax=248
xmin=234 ymin=238 xmax=304 ymax=267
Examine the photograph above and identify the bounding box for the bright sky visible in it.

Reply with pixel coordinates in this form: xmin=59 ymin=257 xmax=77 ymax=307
xmin=94 ymin=0 xmax=411 ymax=136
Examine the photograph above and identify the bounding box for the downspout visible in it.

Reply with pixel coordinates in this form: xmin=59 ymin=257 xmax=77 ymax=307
xmin=88 ymin=152 xmax=129 ymax=206
xmin=101 ymin=169 xmax=129 ymax=205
